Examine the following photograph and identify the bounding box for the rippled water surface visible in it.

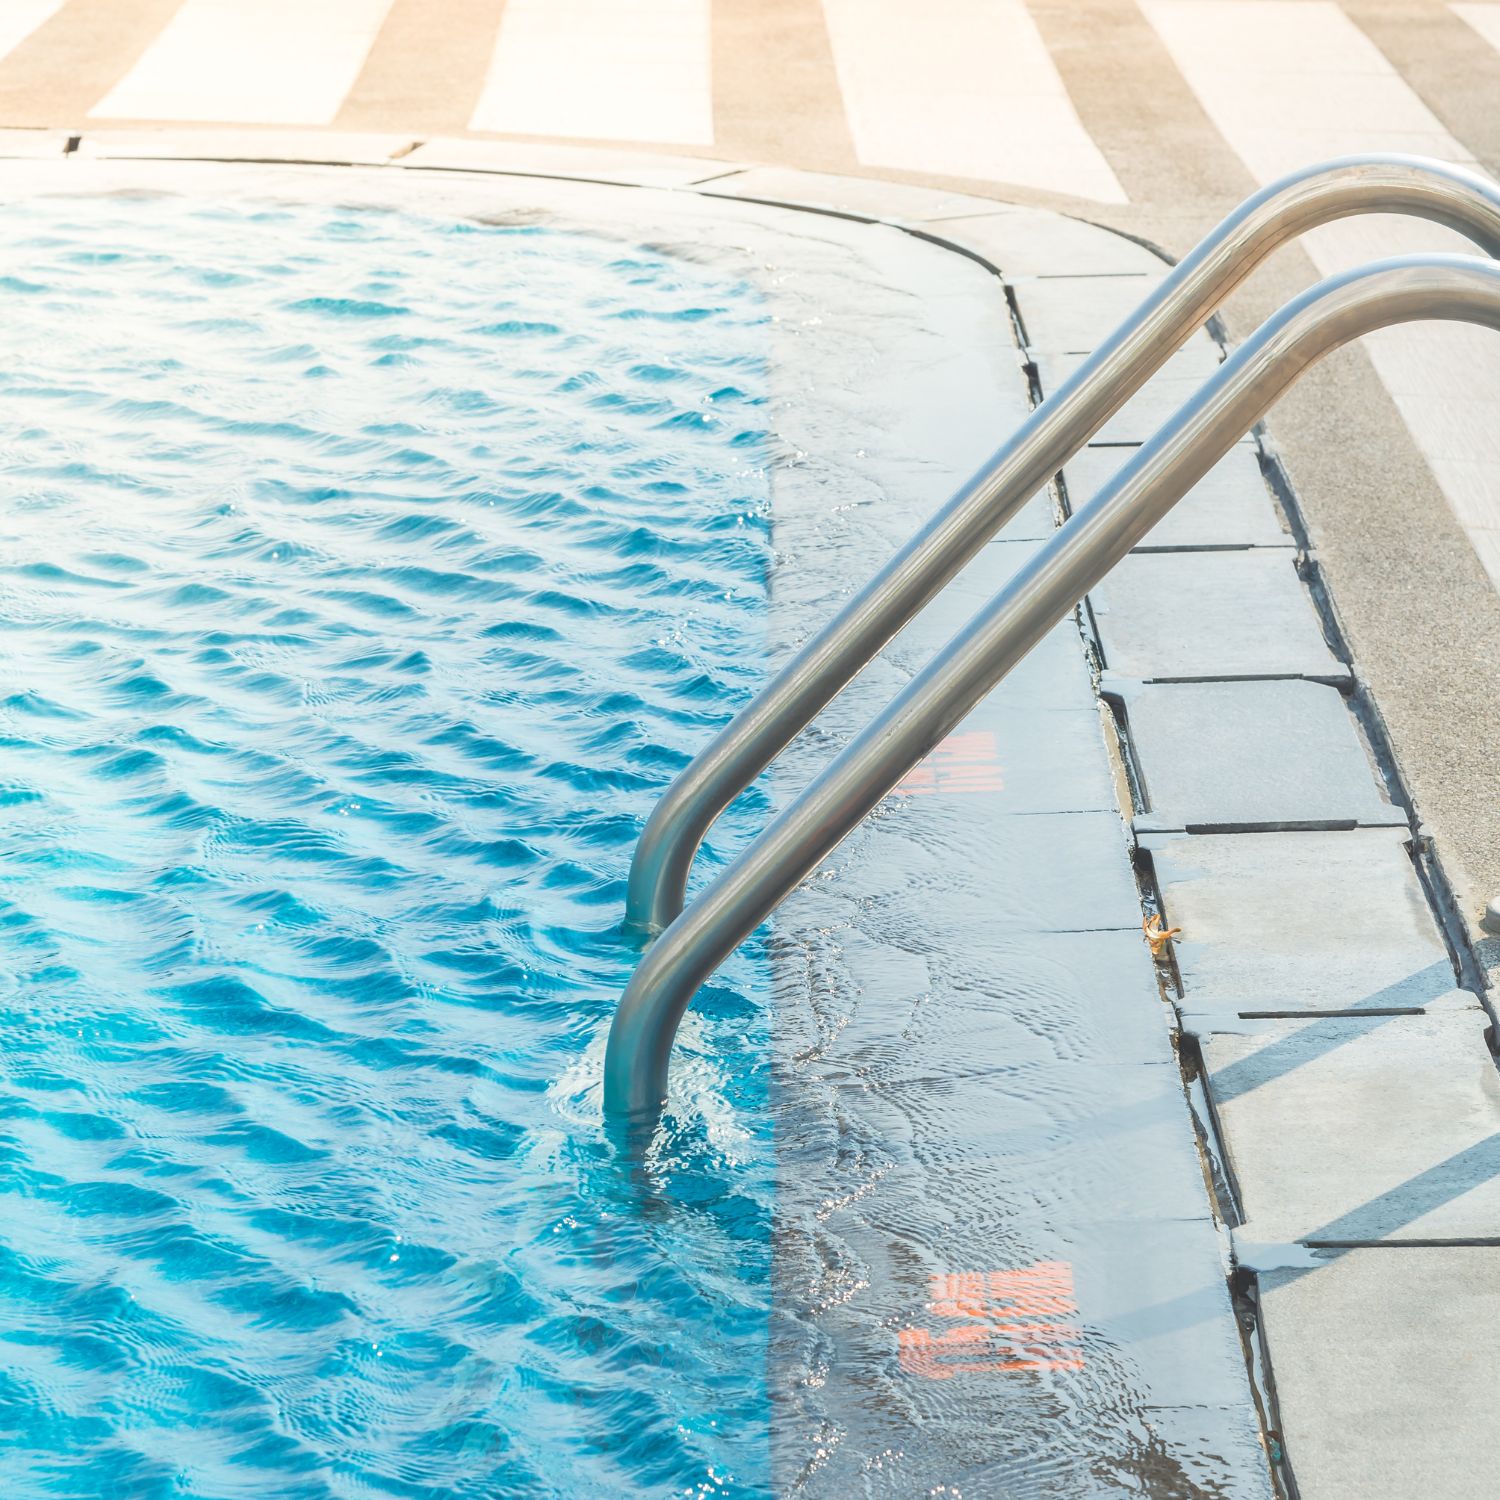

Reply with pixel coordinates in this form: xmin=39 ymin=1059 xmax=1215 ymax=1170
xmin=0 ymin=195 xmax=775 ymax=1498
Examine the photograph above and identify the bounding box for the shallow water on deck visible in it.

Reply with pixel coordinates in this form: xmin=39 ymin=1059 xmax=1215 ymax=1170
xmin=0 ymin=196 xmax=775 ymax=1498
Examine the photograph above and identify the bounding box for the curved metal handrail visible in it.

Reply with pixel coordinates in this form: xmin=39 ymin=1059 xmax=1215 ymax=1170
xmin=605 ymin=252 xmax=1500 ymax=1127
xmin=624 ymin=154 xmax=1500 ymax=938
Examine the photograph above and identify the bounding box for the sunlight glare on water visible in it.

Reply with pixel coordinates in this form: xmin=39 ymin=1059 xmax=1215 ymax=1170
xmin=0 ymin=194 xmax=774 ymax=1498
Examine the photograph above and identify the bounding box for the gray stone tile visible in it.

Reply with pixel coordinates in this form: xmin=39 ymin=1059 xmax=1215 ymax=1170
xmin=787 ymin=1066 xmax=1227 ymax=1309
xmin=1037 ymin=340 xmax=1219 ymax=399
xmin=827 ymin=809 xmax=1143 ymax=937
xmin=1011 ymin=273 xmax=1162 ymax=355
xmin=1070 ymin=1218 xmax=1255 ymax=1412
xmin=801 ymin=925 xmax=1176 ymax=1082
xmin=940 ymin=209 xmax=1170 ymax=278
xmin=1146 ymin=828 xmax=1456 ymax=1013
xmin=1091 ymin=550 xmax=1345 ymax=682
xmin=1064 ymin=444 xmax=1291 ymax=550
xmin=1122 ymin=680 xmax=1404 ymax=831
xmin=700 ymin=165 xmax=1008 ymax=222
xmin=949 ymin=700 xmax=1116 ymax=816
xmin=1200 ymin=1011 xmax=1500 ymax=1242
xmin=1258 ymin=1247 xmax=1500 ymax=1499
xmin=76 ymin=130 xmax=414 ymax=165
xmin=884 ymin=539 xmax=1096 ymax=712
xmin=796 ymin=677 xmax=1112 ymax=817
xmin=772 ymin=1204 xmax=1267 ymax=1495
xmin=1011 ymin=276 xmax=1222 ymax=378
xmin=400 ymin=136 xmax=742 ymax=187
xmin=1037 ymin=349 xmax=1259 ymax=448
xmin=885 ymin=1067 xmax=1216 ymax=1227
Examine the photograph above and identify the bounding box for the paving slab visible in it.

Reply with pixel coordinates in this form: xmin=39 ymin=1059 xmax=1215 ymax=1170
xmin=398 ymin=136 xmax=742 ymax=188
xmin=889 ymin=701 xmax=1118 ymax=818
xmin=1063 ymin=443 xmax=1291 ymax=551
xmin=75 ymin=129 xmax=415 ymax=165
xmin=776 ymin=1055 xmax=1271 ymax=1492
xmin=1009 ymin=275 xmax=1222 ymax=381
xmin=862 ymin=1065 xmax=1218 ymax=1226
xmin=700 ymin=164 xmax=1013 ymax=223
xmin=1146 ymin=827 xmax=1457 ymax=1014
xmin=1090 ymin=549 xmax=1345 ymax=682
xmin=1035 ymin=349 xmax=1263 ymax=449
xmin=936 ymin=209 xmax=1171 ymax=279
xmin=1258 ymin=1247 xmax=1500 ymax=1500
xmin=1198 ymin=1011 xmax=1500 ymax=1243
xmin=884 ymin=541 xmax=1094 ymax=712
xmin=802 ymin=924 xmax=1176 ymax=1083
xmin=1009 ymin=272 xmax=1163 ymax=355
xmin=818 ymin=808 xmax=1143 ymax=938
xmin=1122 ymin=679 xmax=1405 ymax=832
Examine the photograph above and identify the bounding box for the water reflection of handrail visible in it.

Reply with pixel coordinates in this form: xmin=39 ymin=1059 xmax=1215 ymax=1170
xmin=624 ymin=155 xmax=1500 ymax=939
xmin=605 ymin=252 xmax=1500 ymax=1130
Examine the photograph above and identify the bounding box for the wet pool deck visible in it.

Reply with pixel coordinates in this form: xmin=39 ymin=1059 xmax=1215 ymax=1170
xmin=2 ymin=135 xmax=1497 ymax=1498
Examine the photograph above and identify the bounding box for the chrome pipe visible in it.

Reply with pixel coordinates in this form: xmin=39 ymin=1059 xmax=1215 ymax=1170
xmin=624 ymin=154 xmax=1500 ymax=937
xmin=604 ymin=252 xmax=1500 ymax=1126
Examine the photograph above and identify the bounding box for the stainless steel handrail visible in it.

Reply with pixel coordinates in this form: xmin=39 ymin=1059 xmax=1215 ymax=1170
xmin=624 ymin=155 xmax=1500 ymax=938
xmin=604 ymin=252 xmax=1500 ymax=1126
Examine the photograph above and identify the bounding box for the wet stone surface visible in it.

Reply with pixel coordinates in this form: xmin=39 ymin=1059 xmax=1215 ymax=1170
xmin=768 ymin=225 xmax=1274 ymax=1495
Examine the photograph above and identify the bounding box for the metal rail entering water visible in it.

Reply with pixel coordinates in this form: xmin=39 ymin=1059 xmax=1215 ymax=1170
xmin=604 ymin=249 xmax=1500 ymax=1129
xmin=623 ymin=155 xmax=1500 ymax=939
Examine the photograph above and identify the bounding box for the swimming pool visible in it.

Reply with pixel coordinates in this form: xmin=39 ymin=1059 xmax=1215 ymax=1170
xmin=0 ymin=195 xmax=776 ymax=1497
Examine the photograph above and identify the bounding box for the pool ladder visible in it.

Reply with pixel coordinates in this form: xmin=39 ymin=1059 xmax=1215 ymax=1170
xmin=604 ymin=155 xmax=1500 ymax=1129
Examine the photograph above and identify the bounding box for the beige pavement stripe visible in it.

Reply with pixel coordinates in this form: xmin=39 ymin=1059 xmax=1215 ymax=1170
xmin=1142 ymin=0 xmax=1473 ymax=174
xmin=1027 ymin=0 xmax=1254 ymax=218
xmin=1345 ymin=1 xmax=1500 ymax=178
xmin=90 ymin=0 xmax=396 ymax=126
xmin=712 ymin=0 xmax=854 ymax=171
xmin=1143 ymin=0 xmax=1500 ymax=588
xmin=469 ymin=0 xmax=713 ymax=145
xmin=1452 ymin=2 xmax=1500 ymax=48
xmin=818 ymin=0 xmax=1127 ymax=203
xmin=0 ymin=0 xmax=180 ymax=125
xmin=337 ymin=0 xmax=509 ymax=136
xmin=0 ymin=2 xmax=66 ymax=66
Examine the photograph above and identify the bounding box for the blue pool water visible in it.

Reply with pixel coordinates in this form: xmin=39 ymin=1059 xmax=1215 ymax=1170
xmin=0 ymin=196 xmax=776 ymax=1498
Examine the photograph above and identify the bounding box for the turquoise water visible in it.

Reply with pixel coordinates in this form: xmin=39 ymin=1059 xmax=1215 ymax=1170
xmin=0 ymin=196 xmax=775 ymax=1498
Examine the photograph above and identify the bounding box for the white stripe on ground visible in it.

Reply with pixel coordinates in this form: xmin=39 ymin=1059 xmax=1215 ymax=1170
xmin=469 ymin=0 xmax=713 ymax=145
xmin=819 ymin=0 xmax=1127 ymax=204
xmin=1452 ymin=3 xmax=1500 ymax=54
xmin=89 ymin=0 xmax=395 ymax=126
xmin=0 ymin=0 xmax=65 ymax=64
xmin=1144 ymin=0 xmax=1500 ymax=590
